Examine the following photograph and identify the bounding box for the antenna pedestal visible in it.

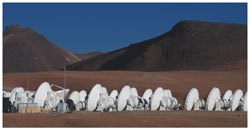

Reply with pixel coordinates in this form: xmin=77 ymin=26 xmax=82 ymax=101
xmin=194 ymin=101 xmax=200 ymax=110
xmin=194 ymin=99 xmax=204 ymax=110
xmin=215 ymin=100 xmax=222 ymax=111
xmin=96 ymin=94 xmax=115 ymax=112
xmin=127 ymin=95 xmax=139 ymax=111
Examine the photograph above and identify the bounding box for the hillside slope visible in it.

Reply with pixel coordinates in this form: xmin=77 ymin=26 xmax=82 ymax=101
xmin=67 ymin=21 xmax=247 ymax=71
xmin=75 ymin=51 xmax=103 ymax=60
xmin=3 ymin=25 xmax=81 ymax=73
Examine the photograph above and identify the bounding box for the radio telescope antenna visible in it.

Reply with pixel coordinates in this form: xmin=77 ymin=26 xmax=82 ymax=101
xmin=117 ymin=85 xmax=131 ymax=111
xmin=231 ymin=89 xmax=243 ymax=111
xmin=162 ymin=89 xmax=180 ymax=110
xmin=142 ymin=89 xmax=153 ymax=103
xmin=184 ymin=88 xmax=202 ymax=111
xmin=131 ymin=87 xmax=139 ymax=96
xmin=79 ymin=90 xmax=87 ymax=110
xmin=9 ymin=87 xmax=24 ymax=104
xmin=218 ymin=90 xmax=233 ymax=110
xmin=223 ymin=90 xmax=233 ymax=101
xmin=69 ymin=91 xmax=81 ymax=111
xmin=150 ymin=87 xmax=164 ymax=110
xmin=206 ymin=87 xmax=221 ymax=111
xmin=163 ymin=89 xmax=172 ymax=98
xmin=131 ymin=87 xmax=146 ymax=110
xmin=110 ymin=90 xmax=118 ymax=100
xmin=69 ymin=91 xmax=80 ymax=105
xmin=87 ymin=84 xmax=103 ymax=111
xmin=34 ymin=82 xmax=52 ymax=107
xmin=79 ymin=90 xmax=87 ymax=102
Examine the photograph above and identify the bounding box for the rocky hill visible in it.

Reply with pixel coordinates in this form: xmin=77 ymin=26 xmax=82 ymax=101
xmin=3 ymin=25 xmax=82 ymax=73
xmin=66 ymin=21 xmax=247 ymax=71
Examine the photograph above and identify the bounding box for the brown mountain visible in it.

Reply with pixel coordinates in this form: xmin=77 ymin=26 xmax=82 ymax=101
xmin=3 ymin=24 xmax=81 ymax=73
xmin=75 ymin=51 xmax=103 ymax=60
xmin=66 ymin=21 xmax=247 ymax=71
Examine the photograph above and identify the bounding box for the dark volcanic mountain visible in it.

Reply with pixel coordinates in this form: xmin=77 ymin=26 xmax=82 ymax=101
xmin=3 ymin=25 xmax=81 ymax=73
xmin=67 ymin=21 xmax=247 ymax=71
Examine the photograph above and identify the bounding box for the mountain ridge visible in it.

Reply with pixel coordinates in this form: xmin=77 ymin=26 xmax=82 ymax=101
xmin=66 ymin=20 xmax=247 ymax=71
xmin=3 ymin=25 xmax=95 ymax=73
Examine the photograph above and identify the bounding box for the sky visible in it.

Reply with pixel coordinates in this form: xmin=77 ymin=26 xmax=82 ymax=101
xmin=3 ymin=3 xmax=247 ymax=54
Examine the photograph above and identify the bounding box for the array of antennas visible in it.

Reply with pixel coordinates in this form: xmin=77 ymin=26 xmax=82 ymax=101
xmin=184 ymin=88 xmax=247 ymax=111
xmin=3 ymin=82 xmax=69 ymax=113
xmin=71 ymin=84 xmax=181 ymax=112
xmin=3 ymin=82 xmax=247 ymax=113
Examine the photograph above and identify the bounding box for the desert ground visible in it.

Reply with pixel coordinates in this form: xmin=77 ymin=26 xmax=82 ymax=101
xmin=3 ymin=70 xmax=247 ymax=127
xmin=3 ymin=111 xmax=247 ymax=127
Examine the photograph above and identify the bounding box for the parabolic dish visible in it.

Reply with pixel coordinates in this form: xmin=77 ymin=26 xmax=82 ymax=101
xmin=206 ymin=87 xmax=221 ymax=111
xmin=55 ymin=89 xmax=70 ymax=99
xmin=150 ymin=87 xmax=164 ymax=110
xmin=34 ymin=82 xmax=52 ymax=107
xmin=87 ymin=84 xmax=103 ymax=111
xmin=223 ymin=90 xmax=233 ymax=101
xmin=9 ymin=87 xmax=25 ymax=103
xmin=184 ymin=88 xmax=199 ymax=111
xmin=243 ymin=92 xmax=247 ymax=111
xmin=142 ymin=89 xmax=153 ymax=103
xmin=79 ymin=90 xmax=87 ymax=102
xmin=231 ymin=89 xmax=243 ymax=111
xmin=69 ymin=91 xmax=80 ymax=105
xmin=117 ymin=85 xmax=131 ymax=111
xmin=163 ymin=89 xmax=172 ymax=98
xmin=110 ymin=90 xmax=118 ymax=100
xmin=131 ymin=87 xmax=139 ymax=96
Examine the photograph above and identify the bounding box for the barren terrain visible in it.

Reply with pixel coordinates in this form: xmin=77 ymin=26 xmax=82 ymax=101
xmin=3 ymin=70 xmax=247 ymax=127
xmin=3 ymin=111 xmax=247 ymax=127
xmin=67 ymin=21 xmax=247 ymax=72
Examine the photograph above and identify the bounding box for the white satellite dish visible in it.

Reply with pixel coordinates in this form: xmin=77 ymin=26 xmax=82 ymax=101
xmin=131 ymin=87 xmax=139 ymax=96
xmin=55 ymin=89 xmax=70 ymax=99
xmin=9 ymin=87 xmax=24 ymax=104
xmin=34 ymin=82 xmax=52 ymax=107
xmin=206 ymin=87 xmax=221 ymax=111
xmin=184 ymin=88 xmax=199 ymax=111
xmin=213 ymin=89 xmax=233 ymax=111
xmin=231 ymin=89 xmax=243 ymax=111
xmin=79 ymin=90 xmax=87 ymax=110
xmin=142 ymin=89 xmax=153 ymax=103
xmin=69 ymin=91 xmax=80 ymax=105
xmin=223 ymin=90 xmax=233 ymax=101
xmin=87 ymin=84 xmax=103 ymax=111
xmin=117 ymin=85 xmax=131 ymax=111
xmin=110 ymin=90 xmax=118 ymax=100
xmin=150 ymin=87 xmax=164 ymax=110
xmin=243 ymin=92 xmax=247 ymax=111
xmin=69 ymin=91 xmax=83 ymax=111
xmin=163 ymin=89 xmax=172 ymax=98
xmin=79 ymin=90 xmax=87 ymax=102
